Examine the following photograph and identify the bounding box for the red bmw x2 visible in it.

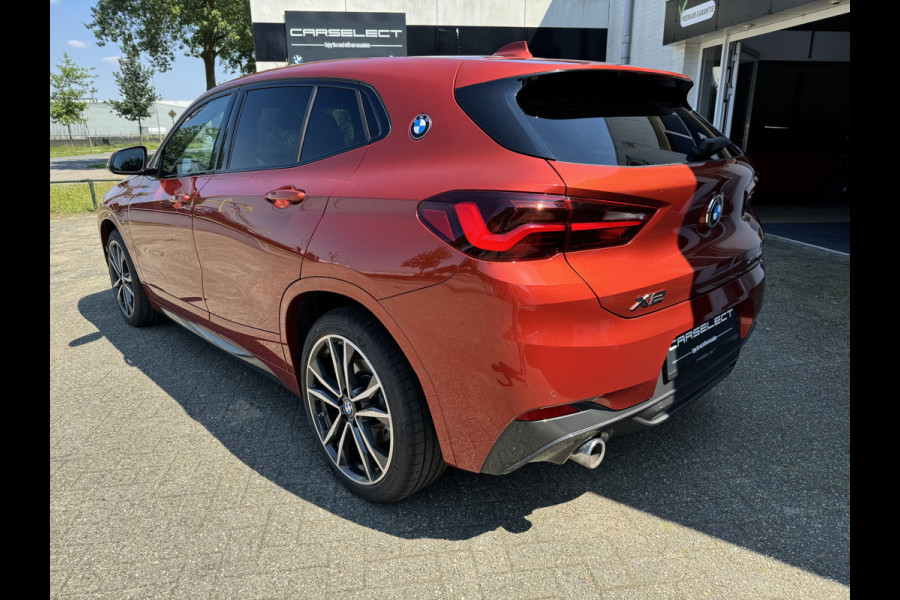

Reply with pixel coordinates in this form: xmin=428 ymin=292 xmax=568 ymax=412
xmin=99 ymin=43 xmax=765 ymax=502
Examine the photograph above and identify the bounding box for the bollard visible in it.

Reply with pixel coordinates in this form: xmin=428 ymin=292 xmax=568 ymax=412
xmin=88 ymin=180 xmax=97 ymax=210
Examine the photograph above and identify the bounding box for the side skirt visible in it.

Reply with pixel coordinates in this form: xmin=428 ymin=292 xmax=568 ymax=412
xmin=159 ymin=307 xmax=282 ymax=385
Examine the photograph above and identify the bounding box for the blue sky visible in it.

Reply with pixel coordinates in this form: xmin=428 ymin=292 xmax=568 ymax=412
xmin=50 ymin=0 xmax=241 ymax=102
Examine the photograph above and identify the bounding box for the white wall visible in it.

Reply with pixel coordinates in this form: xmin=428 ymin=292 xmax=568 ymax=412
xmin=606 ymin=0 xmax=700 ymax=103
xmin=50 ymin=101 xmax=192 ymax=140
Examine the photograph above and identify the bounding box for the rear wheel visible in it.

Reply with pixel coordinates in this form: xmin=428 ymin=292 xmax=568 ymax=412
xmin=301 ymin=307 xmax=444 ymax=502
xmin=105 ymin=230 xmax=161 ymax=327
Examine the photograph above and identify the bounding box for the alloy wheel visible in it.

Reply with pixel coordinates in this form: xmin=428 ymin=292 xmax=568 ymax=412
xmin=107 ymin=240 xmax=135 ymax=318
xmin=305 ymin=334 xmax=393 ymax=485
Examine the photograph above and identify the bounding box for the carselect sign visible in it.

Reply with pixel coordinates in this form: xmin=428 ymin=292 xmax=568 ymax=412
xmin=284 ymin=11 xmax=407 ymax=64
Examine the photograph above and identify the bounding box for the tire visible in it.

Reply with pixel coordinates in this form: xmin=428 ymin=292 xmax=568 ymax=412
xmin=300 ymin=306 xmax=445 ymax=502
xmin=105 ymin=230 xmax=162 ymax=327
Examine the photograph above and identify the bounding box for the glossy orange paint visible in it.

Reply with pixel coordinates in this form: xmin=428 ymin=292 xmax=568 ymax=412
xmin=194 ymin=146 xmax=367 ymax=333
xmin=552 ymin=158 xmax=764 ymax=318
xmin=126 ymin=174 xmax=210 ymax=321
xmin=381 ymin=255 xmax=763 ymax=471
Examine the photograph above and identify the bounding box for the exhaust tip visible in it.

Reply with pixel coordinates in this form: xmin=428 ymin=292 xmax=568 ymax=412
xmin=569 ymin=437 xmax=606 ymax=469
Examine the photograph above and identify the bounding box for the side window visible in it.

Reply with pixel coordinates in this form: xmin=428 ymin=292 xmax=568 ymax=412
xmin=360 ymin=85 xmax=389 ymax=141
xmin=159 ymin=95 xmax=230 ymax=177
xmin=300 ymin=86 xmax=366 ymax=163
xmin=228 ymin=86 xmax=313 ymax=170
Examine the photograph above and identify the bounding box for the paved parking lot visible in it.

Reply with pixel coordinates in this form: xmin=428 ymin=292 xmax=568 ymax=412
xmin=50 ymin=214 xmax=850 ymax=599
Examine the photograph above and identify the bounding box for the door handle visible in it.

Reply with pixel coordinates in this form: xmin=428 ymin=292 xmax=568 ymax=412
xmin=168 ymin=194 xmax=190 ymax=209
xmin=265 ymin=187 xmax=306 ymax=209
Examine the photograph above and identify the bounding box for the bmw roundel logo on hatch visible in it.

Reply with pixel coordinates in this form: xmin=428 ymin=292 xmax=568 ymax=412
xmin=705 ymin=193 xmax=725 ymax=229
xmin=410 ymin=114 xmax=431 ymax=140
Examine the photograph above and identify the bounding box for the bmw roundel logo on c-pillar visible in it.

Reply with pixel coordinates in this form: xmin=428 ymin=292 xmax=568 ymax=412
xmin=705 ymin=193 xmax=725 ymax=229
xmin=410 ymin=114 xmax=431 ymax=140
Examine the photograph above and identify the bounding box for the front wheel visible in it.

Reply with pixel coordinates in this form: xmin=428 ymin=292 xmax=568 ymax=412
xmin=300 ymin=307 xmax=445 ymax=502
xmin=105 ymin=230 xmax=161 ymax=327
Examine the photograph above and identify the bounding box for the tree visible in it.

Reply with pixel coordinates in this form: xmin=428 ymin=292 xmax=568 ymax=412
xmin=109 ymin=46 xmax=159 ymax=142
xmin=50 ymin=52 xmax=98 ymax=141
xmin=86 ymin=0 xmax=255 ymax=91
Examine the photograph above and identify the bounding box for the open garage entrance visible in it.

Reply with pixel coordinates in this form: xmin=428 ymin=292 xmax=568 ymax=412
xmin=695 ymin=11 xmax=850 ymax=205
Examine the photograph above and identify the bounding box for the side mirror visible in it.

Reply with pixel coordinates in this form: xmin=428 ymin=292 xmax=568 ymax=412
xmin=108 ymin=146 xmax=148 ymax=175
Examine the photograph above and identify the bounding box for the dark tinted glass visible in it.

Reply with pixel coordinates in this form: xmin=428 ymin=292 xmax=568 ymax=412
xmin=456 ymin=70 xmax=740 ymax=166
xmin=360 ymin=86 xmax=389 ymax=140
xmin=110 ymin=146 xmax=146 ymax=173
xmin=300 ymin=87 xmax=366 ymax=163
xmin=160 ymin=95 xmax=230 ymax=176
xmin=229 ymin=86 xmax=313 ymax=170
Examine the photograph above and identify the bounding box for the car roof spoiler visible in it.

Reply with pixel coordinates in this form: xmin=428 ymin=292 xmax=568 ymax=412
xmin=493 ymin=41 xmax=534 ymax=59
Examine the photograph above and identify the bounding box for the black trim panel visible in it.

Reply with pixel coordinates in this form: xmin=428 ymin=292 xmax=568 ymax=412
xmin=253 ymin=23 xmax=288 ymax=62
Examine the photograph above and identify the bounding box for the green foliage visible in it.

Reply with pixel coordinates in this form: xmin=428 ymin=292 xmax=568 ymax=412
xmin=50 ymin=53 xmax=98 ymax=139
xmin=108 ymin=45 xmax=159 ymax=139
xmin=49 ymin=180 xmax=118 ymax=217
xmin=49 ymin=141 xmax=161 ymax=158
xmin=86 ymin=0 xmax=255 ymax=90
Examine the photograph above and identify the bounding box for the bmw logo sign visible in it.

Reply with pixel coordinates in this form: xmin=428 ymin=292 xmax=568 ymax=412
xmin=705 ymin=194 xmax=725 ymax=229
xmin=410 ymin=114 xmax=431 ymax=140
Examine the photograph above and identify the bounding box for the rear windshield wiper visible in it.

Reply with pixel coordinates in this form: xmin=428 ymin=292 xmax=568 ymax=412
xmin=686 ymin=136 xmax=733 ymax=162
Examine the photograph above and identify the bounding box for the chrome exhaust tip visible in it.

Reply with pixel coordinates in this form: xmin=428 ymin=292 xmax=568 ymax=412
xmin=568 ymin=437 xmax=606 ymax=469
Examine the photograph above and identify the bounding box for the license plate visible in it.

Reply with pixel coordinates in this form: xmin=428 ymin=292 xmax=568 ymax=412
xmin=665 ymin=308 xmax=739 ymax=381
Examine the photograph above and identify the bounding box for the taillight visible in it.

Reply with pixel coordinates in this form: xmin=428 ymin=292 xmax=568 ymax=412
xmin=417 ymin=191 xmax=654 ymax=261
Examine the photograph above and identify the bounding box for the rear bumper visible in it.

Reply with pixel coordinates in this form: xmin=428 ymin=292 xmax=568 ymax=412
xmin=480 ymin=318 xmax=755 ymax=475
xmin=381 ymin=257 xmax=765 ymax=473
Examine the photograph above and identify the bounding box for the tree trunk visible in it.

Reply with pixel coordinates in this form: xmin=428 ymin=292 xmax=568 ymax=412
xmin=138 ymin=118 xmax=143 ymax=144
xmin=67 ymin=123 xmax=72 ymax=142
xmin=203 ymin=51 xmax=217 ymax=90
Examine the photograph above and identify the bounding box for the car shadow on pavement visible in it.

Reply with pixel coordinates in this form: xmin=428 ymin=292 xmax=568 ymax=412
xmin=78 ymin=272 xmax=849 ymax=585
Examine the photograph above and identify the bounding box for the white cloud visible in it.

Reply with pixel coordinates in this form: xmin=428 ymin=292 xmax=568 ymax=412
xmin=103 ymin=56 xmax=121 ymax=65
xmin=67 ymin=40 xmax=87 ymax=49
xmin=50 ymin=0 xmax=60 ymax=5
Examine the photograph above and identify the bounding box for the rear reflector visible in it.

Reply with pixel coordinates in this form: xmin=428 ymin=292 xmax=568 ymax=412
xmin=516 ymin=404 xmax=580 ymax=421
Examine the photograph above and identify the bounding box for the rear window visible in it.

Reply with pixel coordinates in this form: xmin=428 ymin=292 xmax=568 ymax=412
xmin=455 ymin=70 xmax=740 ymax=166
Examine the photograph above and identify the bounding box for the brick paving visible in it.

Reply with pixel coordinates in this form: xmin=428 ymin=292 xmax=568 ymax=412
xmin=51 ymin=214 xmax=850 ymax=599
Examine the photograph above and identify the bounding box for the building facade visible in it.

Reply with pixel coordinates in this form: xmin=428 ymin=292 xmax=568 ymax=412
xmin=614 ymin=0 xmax=850 ymax=202
xmin=49 ymin=100 xmax=192 ymax=144
xmin=251 ymin=1 xmax=611 ymax=69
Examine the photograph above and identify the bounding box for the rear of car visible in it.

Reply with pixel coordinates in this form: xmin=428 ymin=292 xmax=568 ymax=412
xmin=98 ymin=53 xmax=765 ymax=501
xmin=381 ymin=59 xmax=765 ymax=474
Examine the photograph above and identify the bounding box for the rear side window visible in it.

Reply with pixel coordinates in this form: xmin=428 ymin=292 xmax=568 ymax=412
xmin=300 ymin=86 xmax=366 ymax=163
xmin=229 ymin=86 xmax=313 ymax=170
xmin=455 ymin=70 xmax=740 ymax=166
xmin=360 ymin=85 xmax=389 ymax=141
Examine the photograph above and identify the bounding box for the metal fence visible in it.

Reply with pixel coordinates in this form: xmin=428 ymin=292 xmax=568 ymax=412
xmin=49 ymin=179 xmax=120 ymax=215
xmin=50 ymin=136 xmax=146 ymax=148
